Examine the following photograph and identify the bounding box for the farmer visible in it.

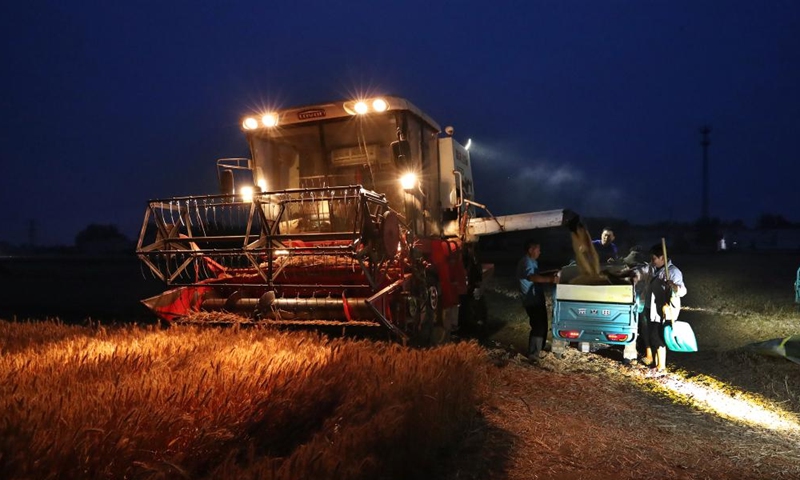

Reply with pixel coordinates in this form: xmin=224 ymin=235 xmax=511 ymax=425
xmin=517 ymin=239 xmax=559 ymax=363
xmin=592 ymin=228 xmax=619 ymax=264
xmin=647 ymin=243 xmax=688 ymax=375
xmin=620 ymin=246 xmax=652 ymax=366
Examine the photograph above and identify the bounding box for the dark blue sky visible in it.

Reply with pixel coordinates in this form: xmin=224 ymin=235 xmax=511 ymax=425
xmin=2 ymin=1 xmax=798 ymax=246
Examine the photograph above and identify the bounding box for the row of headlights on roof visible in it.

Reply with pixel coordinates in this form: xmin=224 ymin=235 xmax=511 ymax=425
xmin=242 ymin=97 xmax=390 ymax=130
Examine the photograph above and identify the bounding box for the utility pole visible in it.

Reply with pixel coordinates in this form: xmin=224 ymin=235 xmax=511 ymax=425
xmin=699 ymin=125 xmax=711 ymax=222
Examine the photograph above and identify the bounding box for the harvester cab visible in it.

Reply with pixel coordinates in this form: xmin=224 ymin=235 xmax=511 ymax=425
xmin=137 ymin=96 xmax=573 ymax=344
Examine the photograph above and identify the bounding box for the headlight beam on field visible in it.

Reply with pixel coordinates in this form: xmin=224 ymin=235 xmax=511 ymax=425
xmin=650 ymin=372 xmax=800 ymax=433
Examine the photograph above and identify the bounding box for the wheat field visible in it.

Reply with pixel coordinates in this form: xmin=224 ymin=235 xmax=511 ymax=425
xmin=0 ymin=320 xmax=487 ymax=480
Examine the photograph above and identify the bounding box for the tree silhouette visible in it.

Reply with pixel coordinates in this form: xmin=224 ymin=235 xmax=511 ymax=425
xmin=756 ymin=214 xmax=792 ymax=229
xmin=75 ymin=224 xmax=130 ymax=253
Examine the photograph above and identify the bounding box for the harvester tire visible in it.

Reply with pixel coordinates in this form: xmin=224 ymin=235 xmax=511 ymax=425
xmin=410 ymin=275 xmax=449 ymax=347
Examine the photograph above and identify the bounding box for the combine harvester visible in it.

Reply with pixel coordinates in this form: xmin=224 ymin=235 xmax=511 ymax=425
xmin=136 ymin=95 xmax=581 ymax=345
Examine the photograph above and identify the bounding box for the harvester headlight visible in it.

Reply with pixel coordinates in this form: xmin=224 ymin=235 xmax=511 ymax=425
xmin=372 ymin=98 xmax=388 ymax=112
xmin=400 ymin=172 xmax=418 ymax=190
xmin=242 ymin=117 xmax=259 ymax=130
xmin=354 ymin=101 xmax=369 ymax=115
xmin=344 ymin=97 xmax=390 ymax=115
xmin=261 ymin=113 xmax=279 ymax=127
xmin=240 ymin=186 xmax=254 ymax=203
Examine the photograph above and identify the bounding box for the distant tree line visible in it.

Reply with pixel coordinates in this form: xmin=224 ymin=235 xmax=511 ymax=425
xmin=74 ymin=224 xmax=132 ymax=254
xmin=756 ymin=214 xmax=795 ymax=229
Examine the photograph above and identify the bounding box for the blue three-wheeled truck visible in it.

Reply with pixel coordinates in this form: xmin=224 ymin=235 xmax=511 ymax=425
xmin=551 ymin=264 xmax=639 ymax=361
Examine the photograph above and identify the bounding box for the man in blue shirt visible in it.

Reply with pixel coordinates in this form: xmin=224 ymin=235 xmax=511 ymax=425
xmin=592 ymin=228 xmax=618 ymax=263
xmin=517 ymin=239 xmax=559 ymax=363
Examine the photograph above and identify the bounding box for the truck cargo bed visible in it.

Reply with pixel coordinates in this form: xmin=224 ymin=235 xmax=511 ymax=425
xmin=556 ymin=284 xmax=633 ymax=303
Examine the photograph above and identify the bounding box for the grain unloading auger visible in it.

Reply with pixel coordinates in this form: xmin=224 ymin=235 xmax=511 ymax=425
xmin=137 ymin=96 xmax=577 ymax=344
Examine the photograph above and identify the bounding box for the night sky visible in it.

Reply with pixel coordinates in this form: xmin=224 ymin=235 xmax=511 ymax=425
xmin=2 ymin=1 xmax=798 ymax=247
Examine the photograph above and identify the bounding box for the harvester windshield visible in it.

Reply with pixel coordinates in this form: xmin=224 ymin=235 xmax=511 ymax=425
xmin=249 ymin=116 xmax=399 ymax=193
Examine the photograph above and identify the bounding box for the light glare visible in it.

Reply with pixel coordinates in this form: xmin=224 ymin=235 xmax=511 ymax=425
xmin=400 ymin=173 xmax=417 ymax=190
xmin=242 ymin=117 xmax=259 ymax=130
xmin=240 ymin=186 xmax=254 ymax=203
xmin=354 ymin=101 xmax=368 ymax=114
xmin=372 ymin=98 xmax=388 ymax=112
xmin=261 ymin=113 xmax=278 ymax=127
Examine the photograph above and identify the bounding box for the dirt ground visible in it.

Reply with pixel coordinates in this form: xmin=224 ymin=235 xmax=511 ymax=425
xmin=438 ymin=251 xmax=800 ymax=480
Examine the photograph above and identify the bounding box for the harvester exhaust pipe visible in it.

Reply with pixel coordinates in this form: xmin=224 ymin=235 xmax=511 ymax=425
xmin=219 ymin=169 xmax=234 ymax=195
